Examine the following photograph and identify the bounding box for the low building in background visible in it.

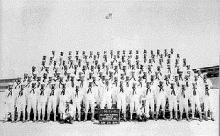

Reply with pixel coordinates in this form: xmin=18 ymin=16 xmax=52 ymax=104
xmin=193 ymin=65 xmax=219 ymax=89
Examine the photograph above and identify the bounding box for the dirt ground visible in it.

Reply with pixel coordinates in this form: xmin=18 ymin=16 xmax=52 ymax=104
xmin=0 ymin=89 xmax=219 ymax=136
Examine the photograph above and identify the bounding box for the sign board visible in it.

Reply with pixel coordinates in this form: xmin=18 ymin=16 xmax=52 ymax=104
xmin=99 ymin=109 xmax=120 ymax=124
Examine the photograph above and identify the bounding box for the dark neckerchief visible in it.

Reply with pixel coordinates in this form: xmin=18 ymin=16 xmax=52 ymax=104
xmin=176 ymin=81 xmax=180 ymax=87
xmin=47 ymin=80 xmax=51 ymax=86
xmin=87 ymin=87 xmax=92 ymax=94
xmin=7 ymin=88 xmax=12 ymax=97
xmin=165 ymin=80 xmax=170 ymax=86
xmin=69 ymin=61 xmax=74 ymax=69
xmin=130 ymin=73 xmax=136 ymax=81
xmin=179 ymin=75 xmax=183 ymax=81
xmin=30 ymin=87 xmax=36 ymax=94
xmin=171 ymin=86 xmax=175 ymax=96
xmin=120 ymin=87 xmax=124 ymax=93
xmin=75 ymin=88 xmax=79 ymax=97
xmin=15 ymin=82 xmax=21 ymax=89
xmin=92 ymin=80 xmax=98 ymax=86
xmin=59 ymin=81 xmax=63 ymax=88
xmin=182 ymin=88 xmax=186 ymax=98
xmin=37 ymin=81 xmax=41 ymax=88
xmin=113 ymin=81 xmax=118 ymax=87
xmin=113 ymin=57 xmax=117 ymax=62
xmin=158 ymin=85 xmax=164 ymax=92
xmin=71 ymin=80 xmax=74 ymax=88
xmin=132 ymin=86 xmax=136 ymax=95
xmin=40 ymin=88 xmax=45 ymax=95
xmin=61 ymin=88 xmax=65 ymax=95
xmin=19 ymin=88 xmax=24 ymax=96
xmin=25 ymin=81 xmax=31 ymax=88
xmin=155 ymin=75 xmax=160 ymax=80
xmin=146 ymin=87 xmax=151 ymax=95
xmin=186 ymin=81 xmax=189 ymax=87
xmin=114 ymin=69 xmax=118 ymax=74
xmin=50 ymin=88 xmax=55 ymax=96
xmin=138 ymin=80 xmax=142 ymax=87
xmin=168 ymin=68 xmax=171 ymax=73
xmin=80 ymin=80 xmax=84 ymax=87
xmin=193 ymin=87 xmax=197 ymax=96
xmin=152 ymin=58 xmax=155 ymax=63
xmin=205 ymin=86 xmax=209 ymax=96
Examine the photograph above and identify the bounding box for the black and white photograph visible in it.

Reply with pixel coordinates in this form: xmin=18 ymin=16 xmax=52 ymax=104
xmin=0 ymin=0 xmax=219 ymax=136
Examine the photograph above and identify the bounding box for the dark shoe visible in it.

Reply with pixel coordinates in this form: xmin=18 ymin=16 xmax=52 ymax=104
xmin=186 ymin=118 xmax=190 ymax=122
xmin=204 ymin=117 xmax=208 ymax=121
xmin=175 ymin=118 xmax=178 ymax=121
xmin=199 ymin=118 xmax=203 ymax=122
xmin=59 ymin=120 xmax=65 ymax=124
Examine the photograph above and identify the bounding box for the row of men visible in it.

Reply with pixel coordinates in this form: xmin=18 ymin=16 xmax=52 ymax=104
xmin=36 ymin=48 xmax=187 ymax=81
xmin=4 ymin=69 xmax=214 ymax=122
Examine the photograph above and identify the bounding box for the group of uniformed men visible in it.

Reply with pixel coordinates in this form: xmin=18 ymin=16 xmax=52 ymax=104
xmin=4 ymin=48 xmax=214 ymax=123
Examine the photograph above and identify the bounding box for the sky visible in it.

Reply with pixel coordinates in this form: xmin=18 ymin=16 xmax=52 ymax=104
xmin=0 ymin=0 xmax=219 ymax=79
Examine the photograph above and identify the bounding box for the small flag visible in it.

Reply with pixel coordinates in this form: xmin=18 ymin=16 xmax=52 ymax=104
xmin=105 ymin=13 xmax=112 ymax=19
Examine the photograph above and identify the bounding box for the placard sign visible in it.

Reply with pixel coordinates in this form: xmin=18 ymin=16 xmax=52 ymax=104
xmin=99 ymin=109 xmax=120 ymax=124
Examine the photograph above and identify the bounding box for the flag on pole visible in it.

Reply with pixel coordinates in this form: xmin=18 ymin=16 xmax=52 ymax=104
xmin=105 ymin=13 xmax=112 ymax=19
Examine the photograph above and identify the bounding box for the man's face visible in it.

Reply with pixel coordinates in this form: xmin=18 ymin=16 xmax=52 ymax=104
xmin=146 ymin=82 xmax=150 ymax=88
xmin=71 ymin=77 xmax=74 ymax=81
xmin=37 ymin=77 xmax=41 ymax=81
xmin=21 ymin=85 xmax=25 ymax=89
xmin=51 ymin=84 xmax=55 ymax=89
xmin=32 ymin=66 xmax=36 ymax=71
xmin=32 ymin=83 xmax=35 ymax=88
xmin=192 ymin=84 xmax=196 ymax=89
xmin=195 ymin=76 xmax=198 ymax=81
xmin=157 ymin=66 xmax=160 ymax=71
xmin=106 ymin=80 xmax=109 ymax=86
xmin=133 ymin=83 xmax=136 ymax=88
xmin=185 ymin=76 xmax=188 ymax=81
xmin=204 ymin=76 xmax=207 ymax=82
xmin=182 ymin=85 xmax=185 ymax=90
xmin=171 ymin=83 xmax=174 ymax=88
xmin=205 ymin=85 xmax=209 ymax=90
xmin=41 ymin=85 xmax=45 ymax=89
xmin=89 ymin=83 xmax=92 ymax=88
xmin=175 ymin=76 xmax=178 ymax=81
xmin=151 ymin=76 xmax=154 ymax=81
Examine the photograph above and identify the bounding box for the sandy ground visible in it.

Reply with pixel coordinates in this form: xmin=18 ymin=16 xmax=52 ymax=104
xmin=0 ymin=89 xmax=219 ymax=136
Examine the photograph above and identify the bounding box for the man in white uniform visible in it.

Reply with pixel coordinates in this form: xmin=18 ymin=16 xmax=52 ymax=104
xmin=100 ymin=80 xmax=112 ymax=109
xmin=117 ymin=81 xmax=127 ymax=121
xmin=16 ymin=84 xmax=26 ymax=122
xmin=178 ymin=84 xmax=190 ymax=121
xmin=84 ymin=82 xmax=96 ymax=121
xmin=4 ymin=84 xmax=15 ymax=122
xmin=155 ymin=81 xmax=166 ymax=121
xmin=47 ymin=81 xmax=57 ymax=122
xmin=167 ymin=81 xmax=178 ymax=121
xmin=27 ymin=80 xmax=38 ymax=122
xmin=203 ymin=76 xmax=214 ymax=121
xmin=129 ymin=82 xmax=140 ymax=121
